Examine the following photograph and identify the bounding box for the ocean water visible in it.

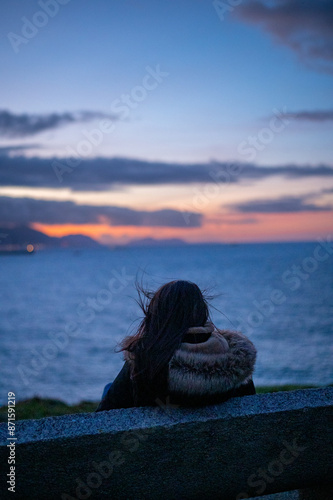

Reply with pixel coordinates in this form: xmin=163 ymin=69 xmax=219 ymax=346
xmin=0 ymin=242 xmax=332 ymax=406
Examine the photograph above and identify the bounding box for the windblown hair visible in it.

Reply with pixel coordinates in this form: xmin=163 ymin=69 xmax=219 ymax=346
xmin=118 ymin=280 xmax=211 ymax=405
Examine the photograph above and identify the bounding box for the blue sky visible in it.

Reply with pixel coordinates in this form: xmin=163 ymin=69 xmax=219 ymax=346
xmin=0 ymin=0 xmax=333 ymax=243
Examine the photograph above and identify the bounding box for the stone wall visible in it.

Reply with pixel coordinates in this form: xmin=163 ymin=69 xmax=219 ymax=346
xmin=0 ymin=387 xmax=332 ymax=500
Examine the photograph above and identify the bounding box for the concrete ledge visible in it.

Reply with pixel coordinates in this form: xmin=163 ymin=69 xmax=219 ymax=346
xmin=0 ymin=387 xmax=332 ymax=499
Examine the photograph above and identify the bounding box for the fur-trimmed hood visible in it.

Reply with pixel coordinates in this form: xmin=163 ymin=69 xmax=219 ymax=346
xmin=168 ymin=323 xmax=257 ymax=397
xmin=124 ymin=322 xmax=257 ymax=399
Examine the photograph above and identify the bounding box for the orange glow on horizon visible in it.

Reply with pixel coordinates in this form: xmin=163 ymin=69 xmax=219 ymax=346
xmin=31 ymin=211 xmax=333 ymax=244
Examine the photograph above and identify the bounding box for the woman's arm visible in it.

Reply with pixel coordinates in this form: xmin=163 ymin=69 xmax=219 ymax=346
xmin=95 ymin=361 xmax=135 ymax=411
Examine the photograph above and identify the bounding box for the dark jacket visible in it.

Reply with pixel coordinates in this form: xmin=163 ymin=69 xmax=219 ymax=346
xmin=96 ymin=326 xmax=257 ymax=412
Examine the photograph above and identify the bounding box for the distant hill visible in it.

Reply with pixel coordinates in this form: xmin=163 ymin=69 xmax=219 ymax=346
xmin=0 ymin=225 xmax=51 ymax=246
xmin=126 ymin=237 xmax=187 ymax=247
xmin=0 ymin=226 xmax=103 ymax=250
xmin=0 ymin=226 xmax=188 ymax=250
xmin=59 ymin=234 xmax=102 ymax=248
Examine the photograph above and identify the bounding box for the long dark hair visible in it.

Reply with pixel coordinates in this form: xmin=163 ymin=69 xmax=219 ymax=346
xmin=118 ymin=280 xmax=211 ymax=405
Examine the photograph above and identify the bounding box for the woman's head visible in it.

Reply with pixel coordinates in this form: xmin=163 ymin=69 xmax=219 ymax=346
xmin=145 ymin=280 xmax=209 ymax=334
xmin=119 ymin=280 xmax=211 ymax=404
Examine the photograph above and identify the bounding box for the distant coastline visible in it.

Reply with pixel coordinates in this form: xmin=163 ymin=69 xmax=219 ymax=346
xmin=0 ymin=225 xmax=324 ymax=252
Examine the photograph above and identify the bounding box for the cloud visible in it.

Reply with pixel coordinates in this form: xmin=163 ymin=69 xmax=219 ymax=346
xmin=0 ymin=110 xmax=118 ymax=137
xmin=0 ymin=154 xmax=333 ymax=191
xmin=0 ymin=196 xmax=202 ymax=228
xmin=0 ymin=144 xmax=41 ymax=154
xmin=268 ymin=109 xmax=333 ymax=123
xmin=321 ymin=186 xmax=333 ymax=194
xmin=207 ymin=216 xmax=258 ymax=225
xmin=223 ymin=217 xmax=258 ymax=224
xmin=227 ymin=194 xmax=333 ymax=213
xmin=234 ymin=1 xmax=333 ymax=73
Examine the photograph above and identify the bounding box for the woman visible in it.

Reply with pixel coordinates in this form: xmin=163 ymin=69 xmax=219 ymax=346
xmin=96 ymin=280 xmax=257 ymax=411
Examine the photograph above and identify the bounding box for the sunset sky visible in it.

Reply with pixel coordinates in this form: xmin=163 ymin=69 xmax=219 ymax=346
xmin=1 ymin=0 xmax=333 ymax=244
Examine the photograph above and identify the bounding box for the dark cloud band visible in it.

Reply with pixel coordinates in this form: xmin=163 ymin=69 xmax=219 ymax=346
xmin=0 ymin=196 xmax=202 ymax=228
xmin=267 ymin=110 xmax=333 ymax=123
xmin=1 ymin=155 xmax=333 ymax=191
xmin=234 ymin=1 xmax=333 ymax=73
xmin=227 ymin=194 xmax=333 ymax=214
xmin=0 ymin=110 xmax=117 ymax=137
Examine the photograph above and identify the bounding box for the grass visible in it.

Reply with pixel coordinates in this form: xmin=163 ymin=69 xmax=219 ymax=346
xmin=0 ymin=384 xmax=331 ymax=421
xmin=0 ymin=398 xmax=97 ymax=422
xmin=255 ymin=384 xmax=320 ymax=394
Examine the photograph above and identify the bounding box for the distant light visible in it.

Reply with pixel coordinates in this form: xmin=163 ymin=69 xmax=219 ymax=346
xmin=27 ymin=244 xmax=34 ymax=253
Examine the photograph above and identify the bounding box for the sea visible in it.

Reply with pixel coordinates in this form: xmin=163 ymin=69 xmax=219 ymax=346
xmin=0 ymin=241 xmax=332 ymax=406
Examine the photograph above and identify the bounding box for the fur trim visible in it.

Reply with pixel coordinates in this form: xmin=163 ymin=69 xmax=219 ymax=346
xmin=186 ymin=322 xmax=215 ymax=335
xmin=168 ymin=329 xmax=257 ymax=396
xmin=123 ymin=327 xmax=257 ymax=398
